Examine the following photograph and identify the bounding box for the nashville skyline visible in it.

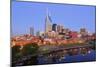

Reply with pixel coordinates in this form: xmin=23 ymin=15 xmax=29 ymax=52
xmin=12 ymin=9 xmax=95 ymax=36
xmin=12 ymin=2 xmax=95 ymax=36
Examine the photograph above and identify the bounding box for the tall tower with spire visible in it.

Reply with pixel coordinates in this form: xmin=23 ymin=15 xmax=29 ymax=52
xmin=45 ymin=8 xmax=52 ymax=33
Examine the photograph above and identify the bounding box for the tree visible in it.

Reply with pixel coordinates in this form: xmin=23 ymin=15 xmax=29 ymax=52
xmin=12 ymin=46 xmax=21 ymax=61
xmin=22 ymin=43 xmax=39 ymax=65
xmin=22 ymin=43 xmax=39 ymax=56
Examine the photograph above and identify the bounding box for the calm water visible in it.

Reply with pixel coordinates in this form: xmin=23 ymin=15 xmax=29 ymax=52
xmin=37 ymin=50 xmax=96 ymax=64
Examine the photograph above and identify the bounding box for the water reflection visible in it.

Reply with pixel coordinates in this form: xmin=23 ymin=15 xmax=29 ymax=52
xmin=37 ymin=49 xmax=96 ymax=64
xmin=12 ymin=47 xmax=96 ymax=66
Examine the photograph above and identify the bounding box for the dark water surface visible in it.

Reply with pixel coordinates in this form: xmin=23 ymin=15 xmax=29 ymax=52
xmin=37 ymin=50 xmax=96 ymax=64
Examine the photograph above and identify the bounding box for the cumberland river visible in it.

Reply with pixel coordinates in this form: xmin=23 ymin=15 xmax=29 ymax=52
xmin=14 ymin=49 xmax=96 ymax=66
xmin=37 ymin=50 xmax=96 ymax=64
xmin=13 ymin=43 xmax=96 ymax=66
xmin=37 ymin=44 xmax=96 ymax=64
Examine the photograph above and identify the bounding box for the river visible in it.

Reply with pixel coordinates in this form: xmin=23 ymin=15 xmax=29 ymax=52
xmin=37 ymin=50 xmax=96 ymax=65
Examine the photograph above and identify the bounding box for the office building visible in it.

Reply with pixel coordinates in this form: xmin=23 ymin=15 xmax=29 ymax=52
xmin=30 ymin=27 xmax=34 ymax=35
xmin=52 ymin=24 xmax=57 ymax=32
xmin=45 ymin=9 xmax=52 ymax=33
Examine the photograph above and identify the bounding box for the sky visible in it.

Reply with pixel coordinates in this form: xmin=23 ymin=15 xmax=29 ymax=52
xmin=11 ymin=1 xmax=96 ymax=36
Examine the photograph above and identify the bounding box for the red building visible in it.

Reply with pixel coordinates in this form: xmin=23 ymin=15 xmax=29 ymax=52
xmin=69 ymin=31 xmax=78 ymax=39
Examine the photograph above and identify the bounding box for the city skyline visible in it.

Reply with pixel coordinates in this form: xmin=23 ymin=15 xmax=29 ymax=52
xmin=12 ymin=1 xmax=96 ymax=36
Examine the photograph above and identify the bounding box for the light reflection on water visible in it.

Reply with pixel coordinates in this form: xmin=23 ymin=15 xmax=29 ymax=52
xmin=37 ymin=50 xmax=96 ymax=64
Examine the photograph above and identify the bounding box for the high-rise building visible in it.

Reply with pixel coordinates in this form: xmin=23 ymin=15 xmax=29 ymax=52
xmin=45 ymin=9 xmax=52 ymax=33
xmin=36 ymin=31 xmax=40 ymax=36
xmin=64 ymin=28 xmax=70 ymax=35
xmin=36 ymin=31 xmax=44 ymax=37
xmin=57 ymin=25 xmax=64 ymax=33
xmin=65 ymin=28 xmax=70 ymax=33
xmin=52 ymin=24 xmax=57 ymax=32
xmin=30 ymin=27 xmax=34 ymax=35
xmin=60 ymin=26 xmax=64 ymax=32
xmin=57 ymin=25 xmax=60 ymax=33
xmin=80 ymin=28 xmax=88 ymax=37
xmin=80 ymin=28 xmax=86 ymax=33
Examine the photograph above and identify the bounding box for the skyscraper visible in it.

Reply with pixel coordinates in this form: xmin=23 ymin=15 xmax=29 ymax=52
xmin=57 ymin=25 xmax=64 ymax=33
xmin=45 ymin=9 xmax=52 ymax=33
xmin=80 ymin=28 xmax=86 ymax=33
xmin=36 ymin=31 xmax=40 ymax=36
xmin=30 ymin=27 xmax=34 ymax=35
xmin=57 ymin=25 xmax=60 ymax=33
xmin=52 ymin=24 xmax=57 ymax=32
xmin=80 ymin=28 xmax=88 ymax=37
